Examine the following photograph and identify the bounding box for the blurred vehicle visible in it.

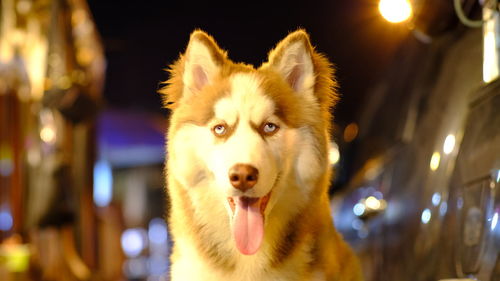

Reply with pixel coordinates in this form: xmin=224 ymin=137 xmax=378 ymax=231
xmin=333 ymin=1 xmax=500 ymax=280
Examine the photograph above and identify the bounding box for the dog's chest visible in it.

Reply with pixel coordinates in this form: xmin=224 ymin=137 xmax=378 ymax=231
xmin=170 ymin=243 xmax=324 ymax=281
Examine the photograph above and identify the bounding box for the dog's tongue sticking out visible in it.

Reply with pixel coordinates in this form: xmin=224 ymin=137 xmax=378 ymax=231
xmin=232 ymin=197 xmax=264 ymax=255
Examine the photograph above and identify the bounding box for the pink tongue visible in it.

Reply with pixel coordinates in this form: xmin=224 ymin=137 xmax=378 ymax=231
xmin=232 ymin=197 xmax=264 ymax=255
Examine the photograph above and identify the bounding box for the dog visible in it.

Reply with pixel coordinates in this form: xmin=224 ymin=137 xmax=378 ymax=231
xmin=160 ymin=29 xmax=363 ymax=281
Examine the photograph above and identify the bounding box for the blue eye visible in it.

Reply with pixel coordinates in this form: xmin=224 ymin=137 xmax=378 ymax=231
xmin=213 ymin=124 xmax=227 ymax=136
xmin=263 ymin=123 xmax=279 ymax=135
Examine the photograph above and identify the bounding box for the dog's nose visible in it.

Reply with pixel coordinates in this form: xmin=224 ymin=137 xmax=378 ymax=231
xmin=229 ymin=164 xmax=259 ymax=192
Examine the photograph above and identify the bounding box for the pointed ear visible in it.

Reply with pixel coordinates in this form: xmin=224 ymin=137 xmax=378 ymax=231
xmin=266 ymin=30 xmax=315 ymax=94
xmin=183 ymin=30 xmax=226 ymax=94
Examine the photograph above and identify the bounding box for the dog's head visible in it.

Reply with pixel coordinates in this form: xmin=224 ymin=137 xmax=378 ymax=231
xmin=162 ymin=30 xmax=336 ymax=256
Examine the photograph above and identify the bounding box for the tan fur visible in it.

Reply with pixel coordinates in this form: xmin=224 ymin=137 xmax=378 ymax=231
xmin=160 ymin=29 xmax=363 ymax=281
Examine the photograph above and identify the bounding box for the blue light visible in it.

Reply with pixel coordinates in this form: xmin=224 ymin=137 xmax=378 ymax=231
xmin=491 ymin=212 xmax=498 ymax=231
xmin=351 ymin=219 xmax=363 ymax=230
xmin=148 ymin=218 xmax=168 ymax=245
xmin=93 ymin=160 xmax=113 ymax=207
xmin=0 ymin=209 xmax=13 ymax=231
xmin=457 ymin=197 xmax=464 ymax=209
xmin=439 ymin=202 xmax=448 ymax=216
xmin=373 ymin=191 xmax=384 ymax=200
xmin=148 ymin=256 xmax=169 ymax=275
xmin=121 ymin=228 xmax=146 ymax=258
xmin=421 ymin=208 xmax=432 ymax=224
xmin=431 ymin=192 xmax=441 ymax=206
xmin=353 ymin=203 xmax=365 ymax=217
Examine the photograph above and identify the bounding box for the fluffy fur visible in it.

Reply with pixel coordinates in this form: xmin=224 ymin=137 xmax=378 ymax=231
xmin=160 ymin=29 xmax=363 ymax=281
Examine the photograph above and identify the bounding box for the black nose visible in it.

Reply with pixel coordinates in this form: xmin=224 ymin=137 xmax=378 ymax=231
xmin=228 ymin=164 xmax=259 ymax=192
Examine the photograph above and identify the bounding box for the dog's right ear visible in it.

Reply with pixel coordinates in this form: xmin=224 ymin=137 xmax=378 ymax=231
xmin=160 ymin=30 xmax=226 ymax=109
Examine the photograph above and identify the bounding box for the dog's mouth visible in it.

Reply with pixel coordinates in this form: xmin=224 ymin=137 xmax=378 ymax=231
xmin=227 ymin=191 xmax=271 ymax=255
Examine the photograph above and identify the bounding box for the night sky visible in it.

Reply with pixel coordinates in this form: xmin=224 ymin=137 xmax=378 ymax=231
xmin=87 ymin=0 xmax=410 ymax=125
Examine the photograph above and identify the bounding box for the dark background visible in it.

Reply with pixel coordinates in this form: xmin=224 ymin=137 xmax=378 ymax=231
xmin=86 ymin=0 xmax=410 ymax=126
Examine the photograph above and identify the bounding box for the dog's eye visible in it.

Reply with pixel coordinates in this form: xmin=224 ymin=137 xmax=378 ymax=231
xmin=213 ymin=124 xmax=227 ymax=136
xmin=262 ymin=123 xmax=279 ymax=135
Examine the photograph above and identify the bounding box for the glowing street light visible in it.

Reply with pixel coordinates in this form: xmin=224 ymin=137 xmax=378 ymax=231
xmin=378 ymin=0 xmax=413 ymax=23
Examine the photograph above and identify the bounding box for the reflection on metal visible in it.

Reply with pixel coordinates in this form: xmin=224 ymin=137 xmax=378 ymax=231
xmin=378 ymin=0 xmax=413 ymax=23
xmin=430 ymin=151 xmax=441 ymax=171
xmin=491 ymin=212 xmax=499 ymax=231
xmin=483 ymin=1 xmax=500 ymax=83
xmin=464 ymin=207 xmax=483 ymax=246
xmin=439 ymin=201 xmax=448 ymax=217
xmin=432 ymin=192 xmax=442 ymax=206
xmin=455 ymin=177 xmax=496 ymax=278
xmin=421 ymin=208 xmax=431 ymax=224
xmin=443 ymin=134 xmax=456 ymax=155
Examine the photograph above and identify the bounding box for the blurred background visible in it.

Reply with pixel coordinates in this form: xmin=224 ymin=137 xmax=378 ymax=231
xmin=0 ymin=0 xmax=499 ymax=280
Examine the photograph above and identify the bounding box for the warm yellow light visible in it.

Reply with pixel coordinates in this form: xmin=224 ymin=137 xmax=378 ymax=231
xmin=483 ymin=27 xmax=499 ymax=83
xmin=430 ymin=152 xmax=440 ymax=171
xmin=443 ymin=134 xmax=456 ymax=155
xmin=329 ymin=142 xmax=340 ymax=165
xmin=379 ymin=0 xmax=413 ymax=23
xmin=40 ymin=127 xmax=56 ymax=144
xmin=365 ymin=196 xmax=381 ymax=210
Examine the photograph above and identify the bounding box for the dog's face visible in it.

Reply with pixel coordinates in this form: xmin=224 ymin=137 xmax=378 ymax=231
xmin=163 ymin=30 xmax=336 ymax=256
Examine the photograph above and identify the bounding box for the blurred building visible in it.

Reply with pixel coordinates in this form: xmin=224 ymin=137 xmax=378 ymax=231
xmin=0 ymin=0 xmax=105 ymax=280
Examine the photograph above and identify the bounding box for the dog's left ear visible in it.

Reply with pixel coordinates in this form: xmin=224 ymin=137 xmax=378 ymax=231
xmin=264 ymin=30 xmax=337 ymax=110
xmin=265 ymin=30 xmax=315 ymax=94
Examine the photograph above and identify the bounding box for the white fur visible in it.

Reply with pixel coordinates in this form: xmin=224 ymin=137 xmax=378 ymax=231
xmin=171 ymin=224 xmax=319 ymax=281
xmin=168 ymin=34 xmax=344 ymax=280
xmin=294 ymin=127 xmax=323 ymax=198
xmin=207 ymin=73 xmax=280 ymax=199
xmin=169 ymin=70 xmax=328 ymax=281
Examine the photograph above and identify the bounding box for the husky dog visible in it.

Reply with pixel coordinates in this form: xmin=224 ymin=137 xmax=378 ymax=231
xmin=160 ymin=29 xmax=363 ymax=281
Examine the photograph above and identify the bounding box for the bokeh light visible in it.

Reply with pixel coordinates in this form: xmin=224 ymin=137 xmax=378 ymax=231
xmin=421 ymin=208 xmax=432 ymax=224
xmin=378 ymin=0 xmax=413 ymax=23
xmin=430 ymin=152 xmax=440 ymax=171
xmin=121 ymin=228 xmax=147 ymax=258
xmin=93 ymin=160 xmax=113 ymax=207
xmin=329 ymin=142 xmax=340 ymax=165
xmin=0 ymin=208 xmax=13 ymax=231
xmin=443 ymin=134 xmax=456 ymax=155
